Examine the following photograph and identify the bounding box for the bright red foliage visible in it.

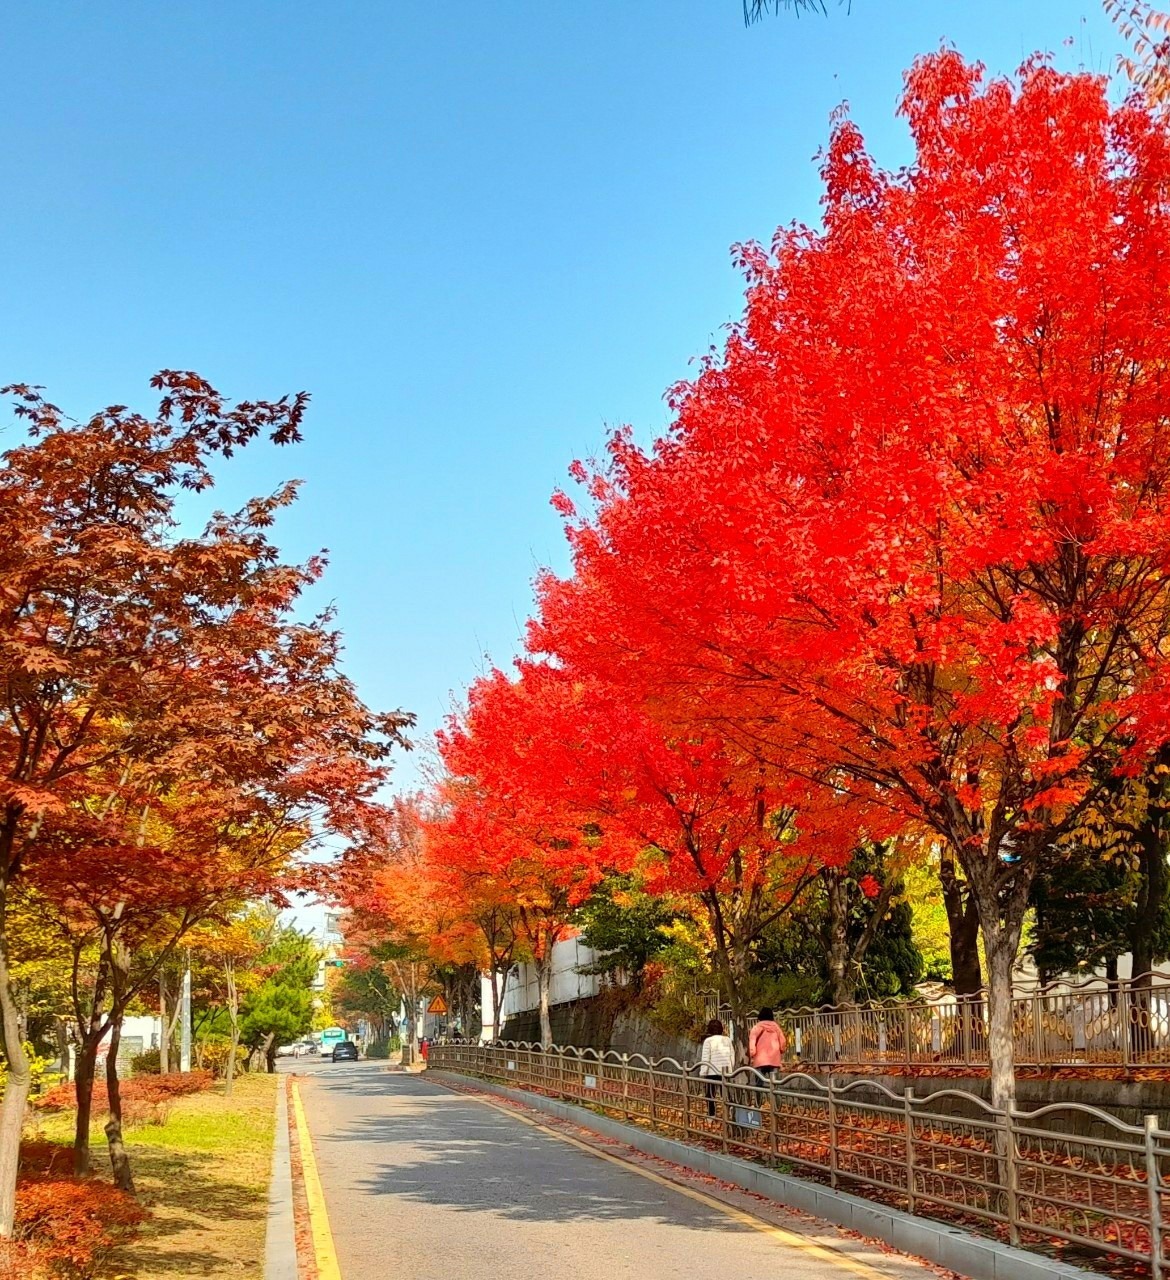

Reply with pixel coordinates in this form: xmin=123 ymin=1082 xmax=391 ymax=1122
xmin=433 ymin=669 xmax=619 ymax=1045
xmin=533 ymin=53 xmax=1170 ymax=1108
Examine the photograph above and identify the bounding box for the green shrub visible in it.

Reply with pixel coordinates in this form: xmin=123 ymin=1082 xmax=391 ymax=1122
xmin=129 ymin=1047 xmax=161 ymax=1076
xmin=0 ymin=1044 xmax=60 ymax=1101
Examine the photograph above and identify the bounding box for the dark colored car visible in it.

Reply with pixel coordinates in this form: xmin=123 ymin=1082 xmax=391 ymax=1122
xmin=332 ymin=1040 xmax=359 ymax=1062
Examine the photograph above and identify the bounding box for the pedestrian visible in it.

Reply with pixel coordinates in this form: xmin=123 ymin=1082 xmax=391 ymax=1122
xmin=699 ymin=1018 xmax=735 ymax=1118
xmin=748 ymin=1007 xmax=787 ymax=1077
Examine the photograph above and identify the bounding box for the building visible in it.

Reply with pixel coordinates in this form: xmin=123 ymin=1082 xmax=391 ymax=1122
xmin=479 ymin=936 xmax=601 ymax=1041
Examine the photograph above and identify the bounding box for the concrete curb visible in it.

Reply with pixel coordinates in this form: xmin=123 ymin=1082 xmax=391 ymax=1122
xmin=429 ymin=1070 xmax=1101 ymax=1280
xmin=264 ymin=1081 xmax=297 ymax=1280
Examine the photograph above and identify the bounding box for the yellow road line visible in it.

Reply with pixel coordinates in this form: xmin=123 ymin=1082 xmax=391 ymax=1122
xmin=290 ymin=1079 xmax=342 ymax=1280
xmin=456 ymin=1088 xmax=892 ymax=1280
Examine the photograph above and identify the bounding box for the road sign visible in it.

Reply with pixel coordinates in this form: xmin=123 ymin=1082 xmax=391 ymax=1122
xmin=427 ymin=995 xmax=448 ymax=1014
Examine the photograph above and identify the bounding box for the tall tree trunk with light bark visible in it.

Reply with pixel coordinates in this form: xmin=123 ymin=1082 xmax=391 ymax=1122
xmin=224 ymin=958 xmax=240 ymax=1097
xmin=537 ymin=946 xmax=554 ymax=1048
xmin=0 ymin=880 xmax=30 ymax=1239
xmin=158 ymin=971 xmax=172 ymax=1074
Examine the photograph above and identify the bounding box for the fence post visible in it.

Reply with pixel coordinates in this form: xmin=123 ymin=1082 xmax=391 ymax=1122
xmin=904 ymin=1003 xmax=913 ymax=1069
xmin=1032 ymin=991 xmax=1043 ymax=1067
xmin=720 ymin=1073 xmax=728 ymax=1155
xmin=769 ymin=1075 xmax=779 ymax=1167
xmin=622 ymin=1054 xmax=631 ymax=1122
xmin=1146 ymin=1114 xmax=1163 ymax=1280
xmin=649 ymin=1064 xmax=657 ymax=1129
xmin=827 ymin=1077 xmax=838 ymax=1189
xmin=1004 ymin=1107 xmax=1020 ymax=1247
xmin=1123 ymin=978 xmax=1134 ymax=1070
xmin=683 ymin=1068 xmax=691 ymax=1140
xmin=903 ymin=1088 xmax=916 ymax=1214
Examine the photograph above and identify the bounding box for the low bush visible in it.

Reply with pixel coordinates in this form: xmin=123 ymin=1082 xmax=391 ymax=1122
xmin=9 ymin=1149 xmax=144 ymax=1279
xmin=35 ymin=1069 xmax=215 ymax=1124
xmin=197 ymin=1038 xmax=246 ymax=1079
xmin=129 ymin=1047 xmax=161 ymax=1075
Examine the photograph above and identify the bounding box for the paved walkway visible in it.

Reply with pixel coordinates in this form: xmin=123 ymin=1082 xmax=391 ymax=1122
xmin=289 ymin=1061 xmax=939 ymax=1280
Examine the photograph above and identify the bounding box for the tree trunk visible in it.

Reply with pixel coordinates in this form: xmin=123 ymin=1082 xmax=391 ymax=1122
xmin=825 ymin=874 xmax=852 ymax=1006
xmin=982 ymin=923 xmax=1019 ymax=1113
xmin=224 ymin=962 xmax=239 ymax=1098
xmin=940 ymin=849 xmax=983 ymax=996
xmin=55 ymin=1017 xmax=72 ymax=1082
xmin=158 ymin=973 xmax=170 ymax=1074
xmin=489 ymin=967 xmax=511 ymax=1041
xmin=489 ymin=969 xmax=501 ymax=1041
xmin=537 ymin=951 xmax=553 ymax=1048
xmin=225 ymin=1023 xmax=240 ymax=1093
xmin=459 ymin=967 xmax=478 ymax=1039
xmin=73 ymin=1031 xmax=102 ymax=1175
xmin=1126 ymin=818 xmax=1168 ymax=1059
xmin=960 ymin=836 xmax=1031 ymax=1118
xmin=263 ymin=1033 xmax=276 ymax=1073
xmin=104 ymin=1019 xmax=135 ymax=1194
xmin=0 ymin=908 xmax=31 ymax=1239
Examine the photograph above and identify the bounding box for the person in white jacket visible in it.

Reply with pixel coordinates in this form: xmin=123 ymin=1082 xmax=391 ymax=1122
xmin=699 ymin=1018 xmax=735 ymax=1117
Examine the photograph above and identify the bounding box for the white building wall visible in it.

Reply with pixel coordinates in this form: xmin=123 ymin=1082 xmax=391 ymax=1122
xmin=479 ymin=935 xmax=602 ymax=1041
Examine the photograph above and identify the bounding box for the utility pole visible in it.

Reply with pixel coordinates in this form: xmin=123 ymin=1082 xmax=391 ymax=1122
xmin=180 ymin=954 xmax=192 ymax=1073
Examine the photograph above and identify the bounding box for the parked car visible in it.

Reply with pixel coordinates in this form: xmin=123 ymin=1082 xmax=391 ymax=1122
xmin=331 ymin=1039 xmax=359 ymax=1062
xmin=275 ymin=1043 xmax=297 ymax=1058
xmin=292 ymin=1040 xmax=318 ymax=1057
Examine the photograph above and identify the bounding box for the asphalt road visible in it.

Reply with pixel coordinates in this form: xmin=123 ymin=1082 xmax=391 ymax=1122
xmin=289 ymin=1060 xmax=935 ymax=1280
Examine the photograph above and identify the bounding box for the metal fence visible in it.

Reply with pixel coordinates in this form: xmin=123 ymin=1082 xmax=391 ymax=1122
xmin=431 ymin=1039 xmax=1170 ymax=1278
xmin=776 ymin=974 xmax=1170 ymax=1071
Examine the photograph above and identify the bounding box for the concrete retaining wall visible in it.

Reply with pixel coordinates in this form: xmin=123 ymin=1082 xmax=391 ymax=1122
xmin=500 ymin=997 xmax=698 ymax=1064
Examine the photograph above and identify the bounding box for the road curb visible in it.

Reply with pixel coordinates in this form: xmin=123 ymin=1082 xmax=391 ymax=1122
xmin=290 ymin=1078 xmax=342 ymax=1280
xmin=264 ymin=1080 xmax=297 ymax=1280
xmin=428 ymin=1070 xmax=1100 ymax=1280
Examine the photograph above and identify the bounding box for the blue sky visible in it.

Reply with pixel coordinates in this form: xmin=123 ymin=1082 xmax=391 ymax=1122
xmin=0 ymin=2 xmax=1126 ymax=796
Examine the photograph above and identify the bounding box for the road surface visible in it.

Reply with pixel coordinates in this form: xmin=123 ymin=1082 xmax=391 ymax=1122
xmin=288 ymin=1059 xmax=934 ymax=1280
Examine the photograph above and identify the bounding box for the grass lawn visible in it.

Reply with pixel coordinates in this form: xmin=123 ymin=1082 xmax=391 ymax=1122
xmin=29 ymin=1072 xmax=278 ymax=1280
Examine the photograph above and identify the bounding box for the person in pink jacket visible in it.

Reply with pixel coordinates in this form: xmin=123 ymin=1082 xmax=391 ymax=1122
xmin=748 ymin=1007 xmax=787 ymax=1076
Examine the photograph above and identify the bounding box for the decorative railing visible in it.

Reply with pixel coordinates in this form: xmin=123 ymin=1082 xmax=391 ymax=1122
xmin=778 ymin=974 xmax=1170 ymax=1071
xmin=431 ymin=1039 xmax=1170 ymax=1278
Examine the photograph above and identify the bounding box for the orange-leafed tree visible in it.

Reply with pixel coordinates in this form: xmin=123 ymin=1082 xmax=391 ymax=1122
xmin=0 ymin=375 xmax=410 ymax=1228
xmin=424 ymin=791 xmax=526 ymax=1041
xmin=436 ymin=671 xmax=616 ymax=1047
xmin=466 ymin=660 xmax=844 ymax=1042
xmin=542 ymin=54 xmax=1170 ymax=1110
xmin=336 ymin=798 xmax=482 ymax=1052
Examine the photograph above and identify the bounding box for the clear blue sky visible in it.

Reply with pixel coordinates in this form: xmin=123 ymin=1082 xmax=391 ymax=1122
xmin=0 ymin=1 xmax=1125 ymax=794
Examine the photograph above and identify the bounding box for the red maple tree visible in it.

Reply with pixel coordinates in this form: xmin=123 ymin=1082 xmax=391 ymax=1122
xmin=0 ymin=374 xmax=410 ymax=1226
xmin=540 ymin=54 xmax=1170 ymax=1110
xmin=435 ymin=670 xmax=615 ymax=1047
